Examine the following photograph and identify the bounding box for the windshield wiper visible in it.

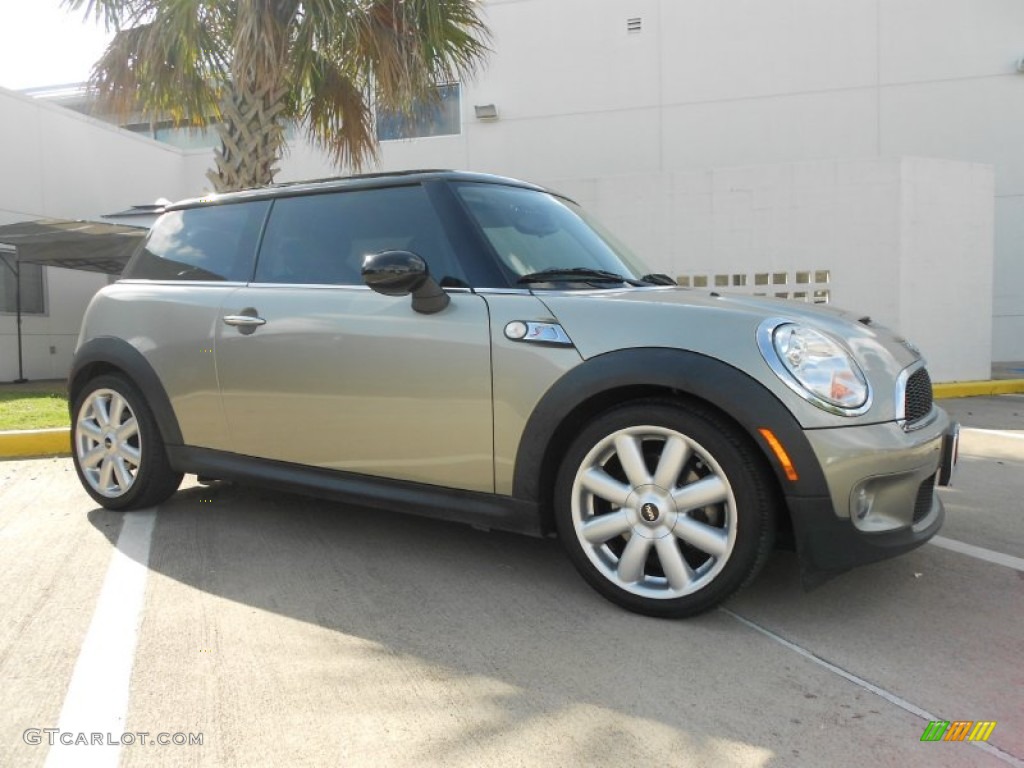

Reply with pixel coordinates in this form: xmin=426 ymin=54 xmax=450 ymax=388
xmin=517 ymin=267 xmax=638 ymax=285
xmin=641 ymin=273 xmax=677 ymax=286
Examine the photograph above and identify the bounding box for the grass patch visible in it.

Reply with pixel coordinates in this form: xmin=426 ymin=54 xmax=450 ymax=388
xmin=0 ymin=388 xmax=70 ymax=431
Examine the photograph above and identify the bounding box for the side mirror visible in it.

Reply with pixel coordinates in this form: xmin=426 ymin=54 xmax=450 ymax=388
xmin=361 ymin=250 xmax=450 ymax=314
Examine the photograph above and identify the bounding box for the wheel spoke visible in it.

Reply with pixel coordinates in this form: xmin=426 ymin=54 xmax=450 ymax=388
xmin=580 ymin=510 xmax=631 ymax=544
xmin=116 ymin=417 xmax=138 ymax=441
xmin=672 ymin=516 xmax=729 ymax=558
xmin=671 ymin=475 xmax=728 ymax=511
xmin=614 ymin=434 xmax=650 ymax=488
xmin=652 ymin=436 xmax=691 ymax=489
xmin=617 ymin=534 xmax=652 ymax=583
xmin=580 ymin=467 xmax=632 ymax=507
xmin=109 ymin=393 xmax=126 ymax=425
xmin=118 ymin=443 xmax=141 ymax=466
xmin=80 ymin=446 xmax=106 ymax=468
xmin=112 ymin=457 xmax=132 ymax=489
xmin=98 ymin=457 xmax=114 ymax=491
xmin=94 ymin=397 xmax=111 ymax=427
xmin=78 ymin=421 xmax=103 ymax=441
xmin=655 ymin=536 xmax=695 ymax=591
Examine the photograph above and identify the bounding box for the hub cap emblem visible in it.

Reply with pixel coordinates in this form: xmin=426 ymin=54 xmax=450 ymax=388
xmin=640 ymin=502 xmax=660 ymax=523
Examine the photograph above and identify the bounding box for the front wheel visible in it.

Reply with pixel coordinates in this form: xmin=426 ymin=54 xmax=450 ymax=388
xmin=71 ymin=374 xmax=183 ymax=510
xmin=554 ymin=400 xmax=777 ymax=618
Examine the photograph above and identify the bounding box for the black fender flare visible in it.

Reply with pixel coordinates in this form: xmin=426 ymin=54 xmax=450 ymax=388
xmin=69 ymin=337 xmax=184 ymax=446
xmin=511 ymin=347 xmax=830 ymax=506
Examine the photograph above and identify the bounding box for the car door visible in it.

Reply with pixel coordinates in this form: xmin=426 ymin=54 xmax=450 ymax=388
xmin=116 ymin=199 xmax=270 ymax=452
xmin=214 ymin=184 xmax=494 ymax=493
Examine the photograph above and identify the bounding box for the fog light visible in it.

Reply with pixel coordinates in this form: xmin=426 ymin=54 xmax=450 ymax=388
xmin=853 ymin=486 xmax=873 ymax=520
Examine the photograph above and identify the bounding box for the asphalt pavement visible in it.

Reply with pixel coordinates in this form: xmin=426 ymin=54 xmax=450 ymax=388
xmin=1 ymin=395 xmax=1022 ymax=767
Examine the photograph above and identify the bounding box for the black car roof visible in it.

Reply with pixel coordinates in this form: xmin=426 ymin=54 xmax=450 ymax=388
xmin=168 ymin=170 xmax=550 ymax=211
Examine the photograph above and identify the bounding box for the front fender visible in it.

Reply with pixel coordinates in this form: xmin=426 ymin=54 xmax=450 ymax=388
xmin=512 ymin=346 xmax=830 ymax=507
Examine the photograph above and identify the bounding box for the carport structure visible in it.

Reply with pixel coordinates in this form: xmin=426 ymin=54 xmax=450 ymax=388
xmin=0 ymin=219 xmax=147 ymax=382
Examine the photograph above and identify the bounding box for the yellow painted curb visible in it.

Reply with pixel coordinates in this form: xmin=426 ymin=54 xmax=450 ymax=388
xmin=0 ymin=427 xmax=71 ymax=459
xmin=934 ymin=379 xmax=1024 ymax=399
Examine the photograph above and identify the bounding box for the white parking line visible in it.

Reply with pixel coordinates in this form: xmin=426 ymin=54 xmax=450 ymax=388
xmin=721 ymin=608 xmax=1024 ymax=767
xmin=929 ymin=536 xmax=1024 ymax=572
xmin=45 ymin=509 xmax=156 ymax=768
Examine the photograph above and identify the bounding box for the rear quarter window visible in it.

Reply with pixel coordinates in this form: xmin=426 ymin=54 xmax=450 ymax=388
xmin=124 ymin=201 xmax=269 ymax=281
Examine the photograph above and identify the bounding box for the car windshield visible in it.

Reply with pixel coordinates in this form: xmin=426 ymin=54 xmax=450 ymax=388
xmin=454 ymin=182 xmax=655 ymax=287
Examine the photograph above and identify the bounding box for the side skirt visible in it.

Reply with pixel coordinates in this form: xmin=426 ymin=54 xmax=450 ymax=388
xmin=166 ymin=446 xmax=545 ymax=537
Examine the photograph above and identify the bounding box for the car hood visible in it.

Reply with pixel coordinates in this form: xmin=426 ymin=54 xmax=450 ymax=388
xmin=535 ymin=286 xmax=923 ymax=425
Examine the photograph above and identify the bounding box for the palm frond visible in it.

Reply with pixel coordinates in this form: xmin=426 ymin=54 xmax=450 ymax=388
xmin=407 ymin=0 xmax=492 ymax=86
xmin=298 ymin=52 xmax=377 ymax=171
xmin=300 ymin=0 xmax=490 ymax=109
xmin=60 ymin=0 xmax=157 ymax=31
xmin=88 ymin=1 xmax=230 ymax=127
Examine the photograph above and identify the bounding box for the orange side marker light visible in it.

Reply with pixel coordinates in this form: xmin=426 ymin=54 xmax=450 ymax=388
xmin=758 ymin=428 xmax=799 ymax=482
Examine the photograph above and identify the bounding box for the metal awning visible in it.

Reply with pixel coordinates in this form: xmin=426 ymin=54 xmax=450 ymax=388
xmin=0 ymin=218 xmax=147 ymax=275
xmin=0 ymin=218 xmax=151 ymax=382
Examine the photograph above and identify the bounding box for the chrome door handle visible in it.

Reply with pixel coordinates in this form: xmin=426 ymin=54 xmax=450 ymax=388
xmin=223 ymin=310 xmax=266 ymax=336
xmin=222 ymin=315 xmax=266 ymax=327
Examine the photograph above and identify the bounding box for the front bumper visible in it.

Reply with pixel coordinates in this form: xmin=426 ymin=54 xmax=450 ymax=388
xmin=787 ymin=407 xmax=958 ymax=584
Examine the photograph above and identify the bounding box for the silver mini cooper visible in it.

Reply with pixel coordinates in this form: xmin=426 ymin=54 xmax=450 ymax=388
xmin=70 ymin=171 xmax=958 ymax=617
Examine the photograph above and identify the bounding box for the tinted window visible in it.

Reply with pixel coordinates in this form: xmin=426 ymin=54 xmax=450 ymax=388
xmin=255 ymin=185 xmax=465 ymax=286
xmin=125 ymin=201 xmax=269 ymax=281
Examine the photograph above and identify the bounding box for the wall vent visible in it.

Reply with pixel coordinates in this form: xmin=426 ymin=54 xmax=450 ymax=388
xmin=627 ymin=17 xmax=642 ymax=33
xmin=676 ymin=269 xmax=832 ymax=305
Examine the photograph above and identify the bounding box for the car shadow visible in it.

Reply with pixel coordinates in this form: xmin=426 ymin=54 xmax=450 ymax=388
xmin=83 ymin=482 xmax=936 ymax=766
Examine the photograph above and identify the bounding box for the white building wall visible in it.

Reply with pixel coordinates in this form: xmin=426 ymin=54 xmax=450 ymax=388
xmin=0 ymin=87 xmax=206 ymax=381
xmin=541 ymin=158 xmax=992 ymax=383
xmin=3 ymin=0 xmax=1020 ymax=380
xmin=898 ymin=158 xmax=994 ymax=381
xmin=270 ymin=0 xmax=1018 ymax=364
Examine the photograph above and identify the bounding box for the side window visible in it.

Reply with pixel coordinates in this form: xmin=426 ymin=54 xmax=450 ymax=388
xmin=254 ymin=185 xmax=466 ymax=287
xmin=124 ymin=201 xmax=269 ymax=281
xmin=1 ymin=257 xmax=45 ymax=314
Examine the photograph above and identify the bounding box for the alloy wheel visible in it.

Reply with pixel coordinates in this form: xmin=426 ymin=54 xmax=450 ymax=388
xmin=75 ymin=388 xmax=142 ymax=498
xmin=569 ymin=425 xmax=738 ymax=599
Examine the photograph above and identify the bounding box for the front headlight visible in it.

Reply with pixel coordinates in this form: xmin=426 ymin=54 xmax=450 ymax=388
xmin=758 ymin=320 xmax=871 ymax=415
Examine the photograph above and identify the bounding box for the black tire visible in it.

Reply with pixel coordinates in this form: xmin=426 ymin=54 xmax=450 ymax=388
xmin=71 ymin=373 xmax=183 ymax=510
xmin=553 ymin=399 xmax=777 ymax=618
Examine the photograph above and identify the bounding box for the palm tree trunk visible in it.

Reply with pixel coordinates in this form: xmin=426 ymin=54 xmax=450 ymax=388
xmin=208 ymin=82 xmax=290 ymax=192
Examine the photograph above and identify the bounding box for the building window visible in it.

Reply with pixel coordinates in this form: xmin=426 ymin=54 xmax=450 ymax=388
xmin=376 ymin=84 xmax=461 ymax=141
xmin=123 ymin=121 xmax=222 ymax=150
xmin=0 ymin=257 xmax=46 ymax=314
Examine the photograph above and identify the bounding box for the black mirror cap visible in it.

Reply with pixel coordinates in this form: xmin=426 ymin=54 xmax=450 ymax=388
xmin=362 ymin=250 xmax=429 ymax=296
xmin=362 ymin=250 xmax=450 ymax=314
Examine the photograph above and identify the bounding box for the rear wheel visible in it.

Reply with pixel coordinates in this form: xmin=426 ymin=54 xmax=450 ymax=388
xmin=71 ymin=374 xmax=182 ymax=510
xmin=554 ymin=400 xmax=776 ymax=618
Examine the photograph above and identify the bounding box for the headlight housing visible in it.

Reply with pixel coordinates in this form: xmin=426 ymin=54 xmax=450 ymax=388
xmin=757 ymin=320 xmax=871 ymax=415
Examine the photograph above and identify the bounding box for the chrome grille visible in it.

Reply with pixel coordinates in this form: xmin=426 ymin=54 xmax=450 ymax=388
xmin=904 ymin=367 xmax=933 ymax=425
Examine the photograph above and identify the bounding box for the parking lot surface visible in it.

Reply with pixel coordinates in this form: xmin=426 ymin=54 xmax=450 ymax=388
xmin=2 ymin=396 xmax=1022 ymax=767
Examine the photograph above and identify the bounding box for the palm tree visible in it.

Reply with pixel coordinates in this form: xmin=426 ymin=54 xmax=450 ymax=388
xmin=63 ymin=0 xmax=490 ymax=191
